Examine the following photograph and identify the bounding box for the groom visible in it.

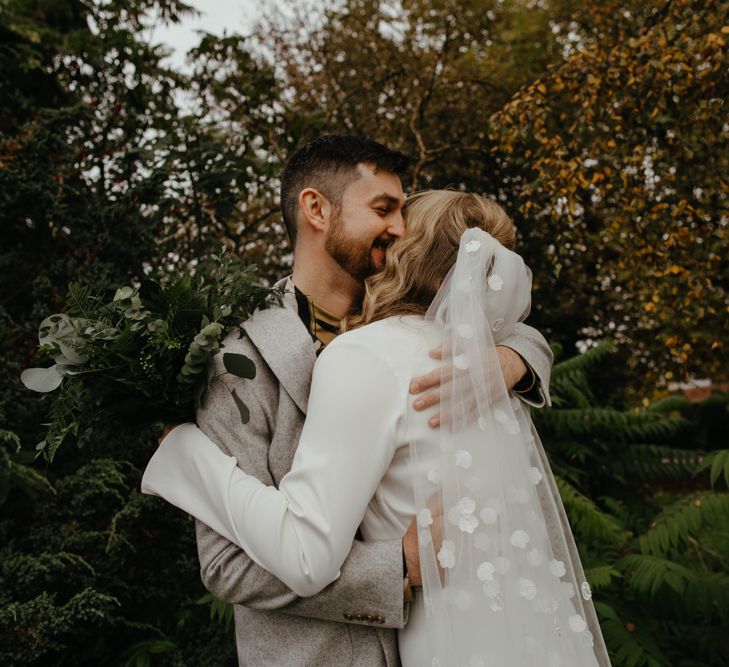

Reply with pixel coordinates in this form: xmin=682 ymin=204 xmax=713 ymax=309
xmin=152 ymin=135 xmax=553 ymax=665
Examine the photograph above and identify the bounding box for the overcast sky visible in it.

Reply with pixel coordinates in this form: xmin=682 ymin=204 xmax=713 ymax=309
xmin=147 ymin=0 xmax=265 ymax=71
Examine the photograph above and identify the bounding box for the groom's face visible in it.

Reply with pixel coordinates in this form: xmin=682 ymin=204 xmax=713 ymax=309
xmin=325 ymin=163 xmax=405 ymax=282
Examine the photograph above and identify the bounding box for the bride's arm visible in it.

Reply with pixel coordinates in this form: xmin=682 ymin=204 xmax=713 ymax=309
xmin=142 ymin=339 xmax=406 ymax=597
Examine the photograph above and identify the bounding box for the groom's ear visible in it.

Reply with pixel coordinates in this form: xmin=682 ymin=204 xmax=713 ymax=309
xmin=298 ymin=188 xmax=333 ymax=235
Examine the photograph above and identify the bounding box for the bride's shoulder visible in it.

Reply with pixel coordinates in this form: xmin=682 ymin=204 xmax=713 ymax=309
xmin=327 ymin=315 xmax=431 ymax=361
xmin=339 ymin=315 xmax=425 ymax=342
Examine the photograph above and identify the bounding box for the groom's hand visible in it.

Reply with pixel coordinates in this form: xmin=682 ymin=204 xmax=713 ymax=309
xmin=409 ymin=345 xmax=527 ymax=428
xmin=403 ymin=495 xmax=445 ymax=587
xmin=402 ymin=518 xmax=422 ymax=586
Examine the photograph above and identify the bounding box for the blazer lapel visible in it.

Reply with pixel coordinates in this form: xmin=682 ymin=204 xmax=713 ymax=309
xmin=242 ymin=281 xmax=316 ymax=415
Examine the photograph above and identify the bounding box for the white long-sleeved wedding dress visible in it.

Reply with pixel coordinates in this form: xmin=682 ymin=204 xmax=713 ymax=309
xmin=143 ymin=315 xmax=444 ymax=665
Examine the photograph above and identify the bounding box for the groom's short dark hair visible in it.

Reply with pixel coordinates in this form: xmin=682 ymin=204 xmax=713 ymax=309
xmin=280 ymin=135 xmax=410 ymax=245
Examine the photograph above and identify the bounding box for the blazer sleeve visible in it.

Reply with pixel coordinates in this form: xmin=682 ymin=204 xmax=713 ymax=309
xmin=147 ymin=341 xmax=408 ymax=628
xmin=142 ymin=340 xmax=406 ymax=599
xmin=499 ymin=321 xmax=553 ymax=408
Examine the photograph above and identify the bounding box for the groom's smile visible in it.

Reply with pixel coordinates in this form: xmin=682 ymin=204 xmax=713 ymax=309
xmin=327 ymin=164 xmax=406 ymax=280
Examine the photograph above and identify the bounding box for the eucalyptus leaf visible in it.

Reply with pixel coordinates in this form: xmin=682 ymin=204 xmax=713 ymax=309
xmin=39 ymin=314 xmax=74 ymax=345
xmin=21 ymin=366 xmax=64 ymax=393
xmin=231 ymin=388 xmax=250 ymax=424
xmin=58 ymin=342 xmax=88 ymax=365
xmin=223 ymin=353 xmax=256 ymax=379
xmin=113 ymin=286 xmax=135 ymax=302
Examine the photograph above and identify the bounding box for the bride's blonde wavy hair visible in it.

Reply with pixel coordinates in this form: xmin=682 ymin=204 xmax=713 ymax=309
xmin=347 ymin=190 xmax=516 ymax=330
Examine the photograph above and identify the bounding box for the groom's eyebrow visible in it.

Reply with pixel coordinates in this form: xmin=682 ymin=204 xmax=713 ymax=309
xmin=368 ymin=193 xmax=403 ymax=208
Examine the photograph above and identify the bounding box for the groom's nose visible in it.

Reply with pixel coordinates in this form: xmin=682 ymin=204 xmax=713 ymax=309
xmin=387 ymin=209 xmax=405 ymax=238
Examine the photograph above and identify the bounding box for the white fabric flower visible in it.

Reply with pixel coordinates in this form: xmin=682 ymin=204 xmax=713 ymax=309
xmin=427 ymin=467 xmax=441 ymax=484
xmin=482 ymin=580 xmax=500 ymax=598
xmin=581 ymin=581 xmax=593 ymax=600
xmin=454 ymin=354 xmax=471 ymax=370
xmin=465 ymin=239 xmax=482 ymax=253
xmin=568 ymin=614 xmax=587 ymax=633
xmin=455 ymin=449 xmax=472 ymax=469
xmin=492 ymin=318 xmax=504 ymax=332
xmin=494 ymin=408 xmax=508 ymax=424
xmin=528 ymin=467 xmax=543 ymax=485
xmin=438 ymin=542 xmax=456 ymax=569
xmin=517 ymin=577 xmax=537 ymax=600
xmin=457 ymin=323 xmax=475 ymax=339
xmin=477 ymin=417 xmax=488 ymax=431
xmin=457 ymin=497 xmax=477 ymax=515
xmin=510 ymin=530 xmax=530 ymax=549
xmin=477 ymin=561 xmax=496 ymax=582
xmin=459 ymin=514 xmax=479 ymax=533
xmin=487 ymin=274 xmax=504 ymax=291
xmin=417 ymin=508 xmax=433 ymax=528
xmin=549 ymin=559 xmax=566 ymax=578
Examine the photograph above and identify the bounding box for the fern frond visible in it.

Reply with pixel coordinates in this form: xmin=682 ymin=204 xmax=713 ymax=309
xmin=551 ymin=340 xmax=616 ymax=381
xmin=594 ymin=601 xmax=670 ymax=667
xmin=612 ymin=445 xmax=702 ymax=481
xmin=66 ymin=282 xmax=95 ymax=318
xmin=696 ymin=449 xmax=729 ymax=489
xmin=584 ymin=564 xmax=621 ymax=590
xmin=645 ymin=394 xmax=691 ymax=414
xmin=197 ymin=592 xmax=234 ymax=632
xmin=683 ymin=571 xmax=729 ymax=625
xmin=619 ymin=553 xmax=695 ymax=597
xmin=550 ymin=367 xmax=595 ymax=407
xmin=638 ymin=492 xmax=729 ymax=557
xmin=555 ymin=476 xmax=625 ymax=546
xmin=536 ymin=408 xmax=688 ymax=442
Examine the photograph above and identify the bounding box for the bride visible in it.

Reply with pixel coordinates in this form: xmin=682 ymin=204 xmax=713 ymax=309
xmin=143 ymin=190 xmax=611 ymax=666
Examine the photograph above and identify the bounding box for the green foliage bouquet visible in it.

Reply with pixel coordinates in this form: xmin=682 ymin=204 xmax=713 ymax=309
xmin=21 ymin=251 xmax=279 ymax=460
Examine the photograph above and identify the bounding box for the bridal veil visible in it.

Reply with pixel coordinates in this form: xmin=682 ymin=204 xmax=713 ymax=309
xmin=409 ymin=228 xmax=611 ymax=666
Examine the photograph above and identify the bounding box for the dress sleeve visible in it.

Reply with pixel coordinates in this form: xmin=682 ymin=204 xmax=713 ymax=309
xmin=141 ymin=339 xmax=406 ymax=597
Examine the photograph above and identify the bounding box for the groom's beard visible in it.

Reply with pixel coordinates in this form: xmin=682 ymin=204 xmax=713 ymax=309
xmin=325 ymin=214 xmax=382 ymax=282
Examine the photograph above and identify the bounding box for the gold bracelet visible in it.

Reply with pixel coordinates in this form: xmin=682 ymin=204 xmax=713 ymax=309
xmin=403 ymin=576 xmax=415 ymax=603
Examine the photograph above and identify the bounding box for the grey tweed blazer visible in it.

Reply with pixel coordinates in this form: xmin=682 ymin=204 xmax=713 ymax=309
xmin=194 ymin=280 xmax=552 ymax=666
